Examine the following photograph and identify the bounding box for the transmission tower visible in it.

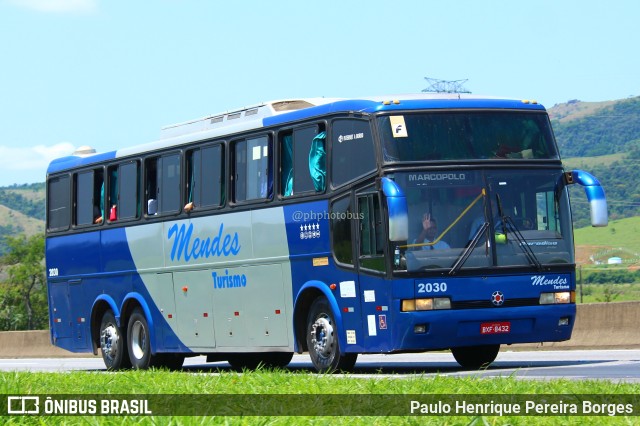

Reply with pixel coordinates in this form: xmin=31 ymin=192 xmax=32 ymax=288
xmin=422 ymin=77 xmax=471 ymax=94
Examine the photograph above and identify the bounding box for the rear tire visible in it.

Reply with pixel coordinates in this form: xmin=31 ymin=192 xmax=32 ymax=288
xmin=127 ymin=307 xmax=158 ymax=369
xmin=451 ymin=344 xmax=500 ymax=369
xmin=306 ymin=297 xmax=357 ymax=373
xmin=99 ymin=310 xmax=131 ymax=370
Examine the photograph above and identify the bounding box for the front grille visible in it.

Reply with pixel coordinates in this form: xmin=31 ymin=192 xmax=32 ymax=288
xmin=451 ymin=298 xmax=540 ymax=309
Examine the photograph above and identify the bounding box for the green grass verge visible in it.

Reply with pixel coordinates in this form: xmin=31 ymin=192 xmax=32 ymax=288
xmin=1 ymin=369 xmax=639 ymax=424
xmin=577 ymin=283 xmax=640 ymax=303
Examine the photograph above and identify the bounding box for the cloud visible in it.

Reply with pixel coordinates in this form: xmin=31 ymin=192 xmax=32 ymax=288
xmin=7 ymin=0 xmax=98 ymax=14
xmin=0 ymin=142 xmax=75 ymax=182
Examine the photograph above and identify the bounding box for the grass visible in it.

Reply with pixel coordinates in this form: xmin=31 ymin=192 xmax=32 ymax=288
xmin=576 ymin=282 xmax=640 ymax=304
xmin=0 ymin=369 xmax=639 ymax=424
xmin=562 ymin=153 xmax=626 ymax=169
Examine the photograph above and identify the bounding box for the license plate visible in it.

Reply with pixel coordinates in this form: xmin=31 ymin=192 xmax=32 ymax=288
xmin=480 ymin=321 xmax=511 ymax=334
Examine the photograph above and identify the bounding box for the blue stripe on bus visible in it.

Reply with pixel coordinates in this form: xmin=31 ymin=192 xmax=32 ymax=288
xmin=46 ymin=228 xmax=190 ymax=354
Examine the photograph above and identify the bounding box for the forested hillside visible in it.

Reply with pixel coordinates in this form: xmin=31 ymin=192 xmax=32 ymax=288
xmin=549 ymin=97 xmax=640 ymax=228
xmin=550 ymin=96 xmax=640 ymax=157
xmin=0 ymin=183 xmax=45 ymax=255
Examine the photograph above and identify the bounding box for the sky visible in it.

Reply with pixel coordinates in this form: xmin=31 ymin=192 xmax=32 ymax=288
xmin=0 ymin=0 xmax=638 ymax=186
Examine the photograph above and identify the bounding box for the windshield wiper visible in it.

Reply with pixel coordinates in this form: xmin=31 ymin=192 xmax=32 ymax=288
xmin=502 ymin=215 xmax=543 ymax=271
xmin=449 ymin=222 xmax=489 ymax=275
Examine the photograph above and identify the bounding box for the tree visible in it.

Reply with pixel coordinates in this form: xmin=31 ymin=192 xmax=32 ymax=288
xmin=0 ymin=234 xmax=47 ymax=330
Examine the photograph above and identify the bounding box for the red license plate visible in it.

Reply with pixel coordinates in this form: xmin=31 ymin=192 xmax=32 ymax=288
xmin=480 ymin=321 xmax=511 ymax=334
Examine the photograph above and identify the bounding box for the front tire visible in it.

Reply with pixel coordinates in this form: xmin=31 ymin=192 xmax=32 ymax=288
xmin=306 ymin=297 xmax=357 ymax=373
xmin=127 ymin=307 xmax=157 ymax=369
xmin=451 ymin=344 xmax=500 ymax=369
xmin=99 ymin=310 xmax=131 ymax=370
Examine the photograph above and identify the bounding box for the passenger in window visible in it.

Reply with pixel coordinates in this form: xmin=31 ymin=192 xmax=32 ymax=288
xmin=94 ymin=182 xmax=104 ymax=224
xmin=413 ymin=213 xmax=450 ymax=250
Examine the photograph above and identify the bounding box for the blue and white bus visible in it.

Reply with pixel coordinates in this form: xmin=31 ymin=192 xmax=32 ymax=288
xmin=45 ymin=94 xmax=607 ymax=372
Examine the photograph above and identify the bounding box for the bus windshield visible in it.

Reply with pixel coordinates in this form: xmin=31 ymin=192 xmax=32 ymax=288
xmin=378 ymin=111 xmax=559 ymax=162
xmin=393 ymin=169 xmax=574 ymax=273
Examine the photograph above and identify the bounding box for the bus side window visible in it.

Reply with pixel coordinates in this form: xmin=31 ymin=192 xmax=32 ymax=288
xmin=331 ymin=195 xmax=354 ymax=266
xmin=107 ymin=165 xmax=118 ymax=221
xmin=160 ymin=153 xmax=181 ymax=213
xmin=118 ymin=161 xmax=140 ymax=220
xmin=94 ymin=171 xmax=104 ymax=224
xmin=234 ymin=136 xmax=271 ymax=202
xmin=47 ymin=174 xmax=70 ymax=231
xmin=145 ymin=157 xmax=158 ymax=215
xmin=185 ymin=144 xmax=224 ymax=212
xmin=281 ymin=125 xmax=326 ymax=197
xmin=331 ymin=119 xmax=376 ymax=188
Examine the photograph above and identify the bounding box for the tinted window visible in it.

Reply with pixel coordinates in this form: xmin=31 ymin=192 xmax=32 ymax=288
xmin=119 ymin=161 xmax=139 ymax=220
xmin=47 ymin=175 xmax=70 ymax=231
xmin=379 ymin=111 xmax=559 ymax=162
xmin=186 ymin=145 xmax=223 ymax=209
xmin=160 ymin=153 xmax=181 ymax=213
xmin=293 ymin=126 xmax=320 ymax=194
xmin=331 ymin=195 xmax=353 ymax=265
xmin=234 ymin=136 xmax=271 ymax=202
xmin=75 ymin=171 xmax=94 ymax=226
xmin=331 ymin=119 xmax=376 ymax=187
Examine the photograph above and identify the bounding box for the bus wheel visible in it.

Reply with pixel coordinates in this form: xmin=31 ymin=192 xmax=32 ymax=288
xmin=127 ymin=307 xmax=156 ymax=369
xmin=99 ymin=310 xmax=131 ymax=370
xmin=451 ymin=344 xmax=500 ymax=369
xmin=306 ymin=297 xmax=357 ymax=373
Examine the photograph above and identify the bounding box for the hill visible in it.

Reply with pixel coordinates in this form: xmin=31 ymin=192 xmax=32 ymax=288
xmin=574 ymin=216 xmax=640 ymax=267
xmin=0 ymin=183 xmax=45 ymax=256
xmin=549 ymin=96 xmax=640 ymax=157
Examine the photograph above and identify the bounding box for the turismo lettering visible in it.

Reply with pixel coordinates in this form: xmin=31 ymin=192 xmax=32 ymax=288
xmin=212 ymin=269 xmax=247 ymax=289
xmin=167 ymin=223 xmax=241 ymax=262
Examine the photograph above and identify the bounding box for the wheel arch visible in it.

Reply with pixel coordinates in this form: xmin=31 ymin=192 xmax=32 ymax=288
xmin=90 ymin=295 xmax=119 ymax=356
xmin=293 ymin=281 xmax=342 ymax=353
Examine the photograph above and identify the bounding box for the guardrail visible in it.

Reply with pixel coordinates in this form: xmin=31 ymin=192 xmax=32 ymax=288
xmin=0 ymin=301 xmax=638 ymax=358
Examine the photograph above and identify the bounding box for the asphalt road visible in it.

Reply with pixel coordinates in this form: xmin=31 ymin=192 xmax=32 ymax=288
xmin=1 ymin=350 xmax=639 ymax=382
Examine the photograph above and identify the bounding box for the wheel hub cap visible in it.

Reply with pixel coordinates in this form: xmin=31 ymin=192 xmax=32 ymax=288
xmin=311 ymin=317 xmax=334 ymax=357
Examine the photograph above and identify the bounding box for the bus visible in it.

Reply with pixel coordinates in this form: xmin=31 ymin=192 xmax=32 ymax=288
xmin=45 ymin=94 xmax=608 ymax=372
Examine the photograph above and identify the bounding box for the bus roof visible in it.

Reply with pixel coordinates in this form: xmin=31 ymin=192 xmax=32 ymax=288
xmin=47 ymin=93 xmax=546 ymax=175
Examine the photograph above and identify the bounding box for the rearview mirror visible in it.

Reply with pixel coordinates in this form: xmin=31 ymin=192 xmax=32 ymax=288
xmin=379 ymin=177 xmax=408 ymax=241
xmin=566 ymin=170 xmax=608 ymax=227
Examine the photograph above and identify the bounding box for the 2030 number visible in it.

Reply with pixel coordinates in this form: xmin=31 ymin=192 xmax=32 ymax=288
xmin=48 ymin=268 xmax=59 ymax=277
xmin=417 ymin=282 xmax=447 ymax=293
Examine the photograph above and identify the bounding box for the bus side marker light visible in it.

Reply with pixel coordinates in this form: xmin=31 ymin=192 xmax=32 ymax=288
xmin=234 ymin=311 xmax=240 ymax=316
xmin=329 ymin=283 xmax=337 ymax=290
xmin=275 ymin=309 xmax=281 ymax=315
xmin=182 ymin=286 xmax=188 ymax=293
xmin=414 ymin=324 xmax=427 ymax=334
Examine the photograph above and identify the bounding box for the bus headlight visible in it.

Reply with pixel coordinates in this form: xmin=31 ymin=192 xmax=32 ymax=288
xmin=539 ymin=291 xmax=574 ymax=305
xmin=402 ymin=297 xmax=451 ymax=311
